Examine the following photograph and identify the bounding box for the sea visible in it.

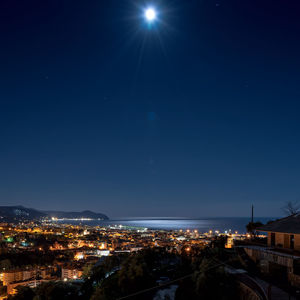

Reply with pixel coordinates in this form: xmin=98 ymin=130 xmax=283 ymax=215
xmin=55 ymin=217 xmax=274 ymax=234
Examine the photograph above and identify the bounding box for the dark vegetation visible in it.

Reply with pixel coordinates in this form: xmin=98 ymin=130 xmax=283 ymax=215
xmin=282 ymin=201 xmax=300 ymax=216
xmin=246 ymin=221 xmax=264 ymax=235
xmin=8 ymin=283 xmax=81 ymax=300
xmin=0 ymin=250 xmax=73 ymax=270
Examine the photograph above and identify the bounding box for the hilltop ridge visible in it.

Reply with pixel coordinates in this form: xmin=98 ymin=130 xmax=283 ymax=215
xmin=0 ymin=206 xmax=109 ymax=222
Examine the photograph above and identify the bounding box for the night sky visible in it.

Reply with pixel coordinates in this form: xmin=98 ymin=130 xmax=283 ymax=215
xmin=1 ymin=0 xmax=300 ymax=217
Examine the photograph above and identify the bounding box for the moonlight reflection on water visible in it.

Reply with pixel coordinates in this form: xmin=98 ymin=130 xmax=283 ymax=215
xmin=56 ymin=217 xmax=273 ymax=234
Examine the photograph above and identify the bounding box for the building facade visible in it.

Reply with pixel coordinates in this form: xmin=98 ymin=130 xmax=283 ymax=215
xmin=243 ymin=214 xmax=300 ymax=287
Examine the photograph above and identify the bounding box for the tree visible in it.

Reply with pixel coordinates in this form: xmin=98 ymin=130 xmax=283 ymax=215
xmin=0 ymin=259 xmax=11 ymax=270
xmin=0 ymin=284 xmax=6 ymax=297
xmin=81 ymin=255 xmax=121 ymax=299
xmin=8 ymin=286 xmax=35 ymax=300
xmin=211 ymin=236 xmax=227 ymax=249
xmin=89 ymin=249 xmax=173 ymax=300
xmin=176 ymin=256 xmax=239 ymax=300
xmin=193 ymin=259 xmax=239 ymax=300
xmin=82 ymin=263 xmax=94 ymax=279
xmin=34 ymin=282 xmax=80 ymax=300
xmin=117 ymin=254 xmax=153 ymax=295
xmin=246 ymin=221 xmax=263 ymax=235
xmin=282 ymin=201 xmax=300 ymax=215
xmin=90 ymin=275 xmax=120 ymax=300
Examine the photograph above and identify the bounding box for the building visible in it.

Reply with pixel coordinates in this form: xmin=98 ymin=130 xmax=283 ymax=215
xmin=0 ymin=268 xmax=52 ymax=291
xmin=242 ymin=214 xmax=300 ymax=287
xmin=22 ymin=270 xmax=36 ymax=281
xmin=1 ymin=270 xmax=24 ymax=286
xmin=61 ymin=267 xmax=83 ymax=280
xmin=258 ymin=215 xmax=300 ymax=250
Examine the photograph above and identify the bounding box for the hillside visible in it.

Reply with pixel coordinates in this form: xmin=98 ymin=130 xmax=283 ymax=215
xmin=44 ymin=210 xmax=109 ymax=220
xmin=0 ymin=206 xmax=46 ymax=222
xmin=0 ymin=206 xmax=109 ymax=222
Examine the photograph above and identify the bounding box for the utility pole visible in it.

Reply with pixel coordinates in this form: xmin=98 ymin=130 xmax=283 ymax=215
xmin=251 ymin=205 xmax=254 ymax=223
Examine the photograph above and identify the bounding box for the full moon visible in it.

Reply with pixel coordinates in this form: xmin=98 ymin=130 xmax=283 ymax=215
xmin=145 ymin=8 xmax=156 ymax=22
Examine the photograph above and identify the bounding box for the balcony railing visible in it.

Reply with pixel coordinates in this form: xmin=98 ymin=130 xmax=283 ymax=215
xmin=239 ymin=245 xmax=300 ymax=268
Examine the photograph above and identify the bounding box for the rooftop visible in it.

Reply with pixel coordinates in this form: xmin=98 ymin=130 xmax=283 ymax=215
xmin=258 ymin=214 xmax=300 ymax=234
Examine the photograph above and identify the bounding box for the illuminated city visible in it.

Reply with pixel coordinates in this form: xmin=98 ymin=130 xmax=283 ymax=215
xmin=0 ymin=216 xmax=261 ymax=299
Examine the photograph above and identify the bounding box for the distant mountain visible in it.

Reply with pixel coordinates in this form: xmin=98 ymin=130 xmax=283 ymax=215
xmin=44 ymin=210 xmax=109 ymax=220
xmin=0 ymin=206 xmax=109 ymax=222
xmin=0 ymin=205 xmax=47 ymax=222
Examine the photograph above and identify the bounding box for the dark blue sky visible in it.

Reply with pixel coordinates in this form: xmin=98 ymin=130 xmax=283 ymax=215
xmin=1 ymin=0 xmax=300 ymax=217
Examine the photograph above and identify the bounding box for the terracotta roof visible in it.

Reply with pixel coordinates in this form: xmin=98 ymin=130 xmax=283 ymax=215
xmin=258 ymin=214 xmax=300 ymax=234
